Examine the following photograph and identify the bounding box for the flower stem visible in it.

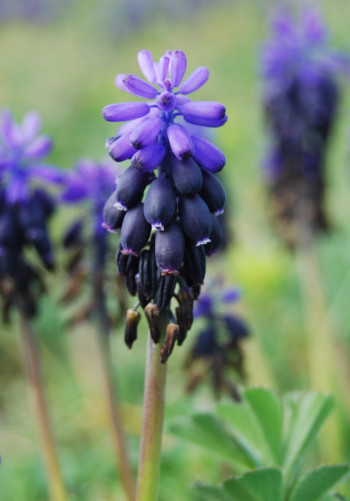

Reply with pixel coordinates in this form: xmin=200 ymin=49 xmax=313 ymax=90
xmin=93 ymin=270 xmax=135 ymax=501
xmin=19 ymin=310 xmax=68 ymax=501
xmin=136 ymin=331 xmax=168 ymax=501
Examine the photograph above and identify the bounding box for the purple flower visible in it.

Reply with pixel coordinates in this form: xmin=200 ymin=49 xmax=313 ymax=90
xmin=187 ymin=278 xmax=249 ymax=399
xmin=103 ymin=49 xmax=227 ymax=170
xmin=261 ymin=8 xmax=348 ymax=245
xmin=0 ymin=110 xmax=60 ymax=318
xmin=0 ymin=109 xmax=63 ymax=203
xmin=102 ymin=50 xmax=228 ymax=359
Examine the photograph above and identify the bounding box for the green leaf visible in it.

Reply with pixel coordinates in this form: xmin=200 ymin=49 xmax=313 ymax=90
xmin=224 ymin=477 xmax=261 ymax=501
xmin=193 ymin=483 xmax=232 ymax=501
xmin=240 ymin=468 xmax=283 ymax=501
xmin=169 ymin=413 xmax=257 ymax=468
xmin=216 ymin=400 xmax=266 ymax=466
xmin=289 ymin=465 xmax=350 ymax=501
xmin=282 ymin=392 xmax=335 ymax=483
xmin=244 ymin=387 xmax=283 ymax=464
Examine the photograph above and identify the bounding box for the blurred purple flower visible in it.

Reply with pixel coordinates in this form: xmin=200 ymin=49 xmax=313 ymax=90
xmin=0 ymin=110 xmax=60 ymax=319
xmin=0 ymin=109 xmax=63 ymax=203
xmin=186 ymin=278 xmax=249 ymax=399
xmin=261 ymin=8 xmax=348 ymax=245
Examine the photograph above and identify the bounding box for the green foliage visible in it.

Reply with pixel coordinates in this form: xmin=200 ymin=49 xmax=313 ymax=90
xmin=170 ymin=388 xmax=350 ymax=501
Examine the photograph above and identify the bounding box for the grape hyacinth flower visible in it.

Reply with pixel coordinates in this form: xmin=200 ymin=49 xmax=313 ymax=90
xmin=261 ymin=8 xmax=348 ymax=247
xmin=0 ymin=109 xmax=62 ymax=318
xmin=0 ymin=109 xmax=68 ymax=501
xmin=102 ymin=49 xmax=227 ymax=361
xmin=186 ymin=280 xmax=249 ymax=400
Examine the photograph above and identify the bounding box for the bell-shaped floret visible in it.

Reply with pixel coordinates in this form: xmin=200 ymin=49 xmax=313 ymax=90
xmin=144 ymin=177 xmax=176 ymax=231
xmin=102 ymin=191 xmax=125 ymax=232
xmin=25 ymin=227 xmax=54 ymax=270
xmin=191 ymin=135 xmax=226 ymax=172
xmin=114 ymin=166 xmax=149 ymax=211
xmin=155 ymin=221 xmax=185 ymax=275
xmin=138 ymin=248 xmax=158 ymax=302
xmin=205 ymin=215 xmax=223 ymax=256
xmin=179 ymin=195 xmax=212 ymax=245
xmin=200 ymin=171 xmax=226 ymax=215
xmin=170 ymin=157 xmax=203 ymax=196
xmin=120 ymin=203 xmax=151 ymax=256
xmin=0 ymin=210 xmax=18 ymax=246
xmin=183 ymin=239 xmax=206 ymax=288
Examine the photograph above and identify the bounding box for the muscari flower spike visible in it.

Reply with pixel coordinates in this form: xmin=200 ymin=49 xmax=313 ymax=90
xmin=0 ymin=109 xmax=62 ymax=319
xmin=61 ymin=158 xmax=127 ymax=326
xmin=186 ymin=279 xmax=249 ymax=400
xmin=102 ymin=50 xmax=228 ymax=361
xmin=261 ymin=8 xmax=349 ymax=247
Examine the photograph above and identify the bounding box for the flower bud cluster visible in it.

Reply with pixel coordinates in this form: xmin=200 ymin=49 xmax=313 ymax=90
xmin=102 ymin=50 xmax=227 ymax=359
xmin=0 ymin=110 xmax=60 ymax=318
xmin=186 ymin=280 xmax=249 ymax=399
xmin=261 ymin=9 xmax=347 ymax=246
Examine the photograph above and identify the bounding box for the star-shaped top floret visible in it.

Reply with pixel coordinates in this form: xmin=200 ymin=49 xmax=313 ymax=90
xmin=102 ymin=50 xmax=227 ymax=173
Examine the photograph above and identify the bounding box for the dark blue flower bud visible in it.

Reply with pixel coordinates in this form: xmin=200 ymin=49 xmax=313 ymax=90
xmin=120 ymin=203 xmax=151 ymax=256
xmin=183 ymin=240 xmax=206 ymax=288
xmin=205 ymin=215 xmax=223 ymax=256
xmin=34 ymin=189 xmax=56 ymax=216
xmin=114 ymin=166 xmax=149 ymax=211
xmin=131 ymin=143 xmax=165 ymax=172
xmin=222 ymin=314 xmax=249 ymax=340
xmin=144 ymin=177 xmax=176 ymax=231
xmin=192 ymin=326 xmax=217 ymax=358
xmin=179 ymin=195 xmax=212 ymax=245
xmin=25 ymin=227 xmax=54 ymax=270
xmin=116 ymin=242 xmax=138 ymax=275
xmin=200 ymin=171 xmax=226 ymax=215
xmin=0 ymin=211 xmax=17 ymax=246
xmin=63 ymin=220 xmax=84 ymax=248
xmin=155 ymin=221 xmax=185 ymax=275
xmin=16 ymin=197 xmax=46 ymax=232
xmin=102 ymin=191 xmax=125 ymax=232
xmin=138 ymin=248 xmax=158 ymax=302
xmin=155 ymin=274 xmax=177 ymax=312
xmin=170 ymin=157 xmax=203 ymax=196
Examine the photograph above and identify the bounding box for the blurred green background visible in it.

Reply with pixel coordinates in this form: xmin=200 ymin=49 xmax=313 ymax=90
xmin=1 ymin=0 xmax=350 ymax=499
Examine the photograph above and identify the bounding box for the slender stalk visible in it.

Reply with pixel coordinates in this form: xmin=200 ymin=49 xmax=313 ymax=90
xmin=19 ymin=309 xmax=68 ymax=501
xmin=295 ymin=236 xmax=343 ymax=460
xmin=136 ymin=332 xmax=167 ymax=501
xmin=93 ymin=270 xmax=135 ymax=501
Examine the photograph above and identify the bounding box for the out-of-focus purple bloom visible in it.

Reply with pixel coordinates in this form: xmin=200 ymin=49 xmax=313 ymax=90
xmin=102 ymin=50 xmax=228 ymax=360
xmin=0 ymin=110 xmax=63 ymax=203
xmin=61 ymin=158 xmax=119 ymax=269
xmin=186 ymin=278 xmax=249 ymax=399
xmin=0 ymin=110 xmax=60 ymax=319
xmin=261 ymin=8 xmax=348 ymax=246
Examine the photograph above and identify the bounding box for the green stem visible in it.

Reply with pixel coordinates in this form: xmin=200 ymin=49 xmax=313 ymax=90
xmin=19 ymin=311 xmax=68 ymax=501
xmin=93 ymin=270 xmax=135 ymax=501
xmin=136 ymin=332 xmax=167 ymax=501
